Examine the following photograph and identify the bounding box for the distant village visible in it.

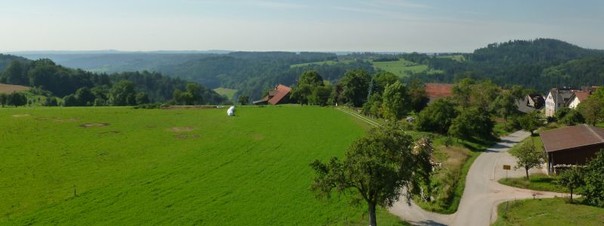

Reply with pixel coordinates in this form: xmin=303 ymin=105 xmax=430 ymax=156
xmin=255 ymin=82 xmax=601 ymax=175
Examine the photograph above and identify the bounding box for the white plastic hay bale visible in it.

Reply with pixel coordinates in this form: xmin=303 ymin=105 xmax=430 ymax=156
xmin=227 ymin=106 xmax=235 ymax=116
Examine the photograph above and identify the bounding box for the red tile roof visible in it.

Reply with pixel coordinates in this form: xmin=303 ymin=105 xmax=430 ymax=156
xmin=268 ymin=84 xmax=291 ymax=105
xmin=425 ymin=83 xmax=453 ymax=100
xmin=574 ymin=91 xmax=590 ymax=102
xmin=540 ymin=124 xmax=604 ymax=152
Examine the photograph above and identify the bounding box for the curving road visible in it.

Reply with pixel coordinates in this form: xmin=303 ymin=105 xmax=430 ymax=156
xmin=389 ymin=130 xmax=568 ymax=226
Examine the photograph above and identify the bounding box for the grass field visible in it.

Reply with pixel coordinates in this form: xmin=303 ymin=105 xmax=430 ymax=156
xmin=499 ymin=174 xmax=568 ymax=193
xmin=290 ymin=59 xmax=355 ymax=68
xmin=0 ymin=83 xmax=30 ymax=94
xmin=371 ymin=59 xmax=443 ymax=78
xmin=493 ymin=198 xmax=604 ymax=226
xmin=213 ymin=87 xmax=238 ymax=100
xmin=0 ymin=106 xmax=406 ymax=225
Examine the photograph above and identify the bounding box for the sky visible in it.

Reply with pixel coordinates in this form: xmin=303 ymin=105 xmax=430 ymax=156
xmin=1 ymin=0 xmax=603 ymax=53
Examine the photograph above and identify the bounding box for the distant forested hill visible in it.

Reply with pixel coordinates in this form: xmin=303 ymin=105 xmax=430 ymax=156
xmin=11 ymin=38 xmax=604 ymax=97
xmin=0 ymin=56 xmax=226 ymax=105
xmin=14 ymin=51 xmax=372 ymax=99
xmin=407 ymin=38 xmax=604 ymax=92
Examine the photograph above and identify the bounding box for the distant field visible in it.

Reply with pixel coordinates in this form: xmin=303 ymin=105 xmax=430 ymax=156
xmin=437 ymin=54 xmax=466 ymax=62
xmin=371 ymin=59 xmax=443 ymax=78
xmin=0 ymin=106 xmax=404 ymax=225
xmin=0 ymin=83 xmax=30 ymax=94
xmin=290 ymin=59 xmax=355 ymax=68
xmin=213 ymin=87 xmax=238 ymax=100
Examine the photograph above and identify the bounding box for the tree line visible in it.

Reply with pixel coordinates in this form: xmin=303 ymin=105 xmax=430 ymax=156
xmin=0 ymin=58 xmax=226 ymax=107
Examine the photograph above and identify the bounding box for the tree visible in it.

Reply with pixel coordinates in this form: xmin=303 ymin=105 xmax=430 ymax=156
xmin=339 ymin=70 xmax=371 ymax=107
xmin=448 ymin=107 xmax=494 ymax=141
xmin=63 ymin=94 xmax=78 ymax=107
xmin=371 ymin=72 xmax=399 ymax=96
xmin=310 ymin=123 xmax=432 ymax=226
xmin=0 ymin=93 xmax=7 ymax=107
xmin=7 ymin=92 xmax=27 ymax=107
xmin=109 ymin=80 xmax=137 ymax=106
xmin=2 ymin=60 xmax=28 ymax=85
xmin=407 ymin=79 xmax=429 ymax=113
xmin=518 ymin=111 xmax=542 ymax=136
xmin=291 ymin=71 xmax=325 ymax=105
xmin=238 ymin=95 xmax=250 ymax=105
xmin=297 ymin=70 xmax=324 ymax=87
xmin=362 ymin=93 xmax=383 ymax=118
xmin=492 ymin=90 xmax=518 ymax=127
xmin=184 ymin=83 xmax=203 ymax=105
xmin=135 ymin=92 xmax=150 ymax=105
xmin=558 ymin=166 xmax=584 ymax=203
xmin=416 ymin=98 xmax=458 ymax=134
xmin=577 ymin=97 xmax=603 ymax=126
xmin=509 ymin=142 xmax=544 ymax=180
xmin=581 ymin=150 xmax=604 ymax=207
xmin=559 ymin=109 xmax=585 ymax=126
xmin=75 ymin=87 xmax=95 ymax=106
xmin=381 ymin=81 xmax=409 ymax=120
xmin=308 ymin=85 xmax=331 ymax=106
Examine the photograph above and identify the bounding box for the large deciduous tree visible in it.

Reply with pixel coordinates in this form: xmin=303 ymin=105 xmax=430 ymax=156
xmin=492 ymin=90 xmax=518 ymax=127
xmin=310 ymin=123 xmax=432 ymax=226
xmin=448 ymin=107 xmax=494 ymax=141
xmin=510 ymin=142 xmax=544 ymax=180
xmin=339 ymin=70 xmax=371 ymax=107
xmin=517 ymin=111 xmax=543 ymax=135
xmin=416 ymin=98 xmax=458 ymax=134
xmin=407 ymin=79 xmax=429 ymax=113
xmin=381 ymin=81 xmax=409 ymax=120
xmin=291 ymin=71 xmax=329 ymax=105
xmin=581 ymin=150 xmax=604 ymax=207
xmin=110 ymin=80 xmax=137 ymax=106
xmin=578 ymin=97 xmax=603 ymax=126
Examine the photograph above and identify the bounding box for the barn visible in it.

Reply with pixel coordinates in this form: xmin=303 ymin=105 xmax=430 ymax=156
xmin=540 ymin=124 xmax=604 ymax=174
xmin=253 ymin=84 xmax=291 ymax=105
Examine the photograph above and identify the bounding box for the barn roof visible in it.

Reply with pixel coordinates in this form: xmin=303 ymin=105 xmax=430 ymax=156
xmin=268 ymin=84 xmax=291 ymax=105
xmin=573 ymin=91 xmax=590 ymax=102
xmin=540 ymin=124 xmax=604 ymax=153
xmin=425 ymin=83 xmax=453 ymax=100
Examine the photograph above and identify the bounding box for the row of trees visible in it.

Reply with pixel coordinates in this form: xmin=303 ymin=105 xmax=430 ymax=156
xmin=290 ymin=70 xmax=429 ymax=121
xmin=0 ymin=58 xmax=226 ymax=107
xmin=0 ymin=92 xmax=27 ymax=107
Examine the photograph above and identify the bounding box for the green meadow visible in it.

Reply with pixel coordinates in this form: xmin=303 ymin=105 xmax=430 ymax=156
xmin=0 ymin=106 xmax=405 ymax=225
xmin=371 ymin=59 xmax=443 ymax=78
xmin=213 ymin=87 xmax=238 ymax=100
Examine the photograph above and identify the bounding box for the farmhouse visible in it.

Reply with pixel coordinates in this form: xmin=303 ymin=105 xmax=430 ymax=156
xmin=545 ymin=87 xmax=597 ymax=117
xmin=568 ymin=91 xmax=590 ymax=109
xmin=544 ymin=88 xmax=574 ymax=117
xmin=516 ymin=94 xmax=545 ymax=113
xmin=424 ymin=83 xmax=453 ymax=102
xmin=253 ymin=84 xmax=291 ymax=105
xmin=540 ymin=124 xmax=604 ymax=174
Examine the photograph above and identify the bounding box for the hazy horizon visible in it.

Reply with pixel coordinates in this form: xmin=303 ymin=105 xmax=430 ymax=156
xmin=1 ymin=0 xmax=603 ymax=52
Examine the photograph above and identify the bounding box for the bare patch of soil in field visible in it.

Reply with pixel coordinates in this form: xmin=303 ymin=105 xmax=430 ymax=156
xmin=174 ymin=134 xmax=200 ymax=139
xmin=80 ymin=123 xmax=110 ymax=128
xmin=54 ymin=118 xmax=79 ymax=123
xmin=169 ymin=126 xmax=199 ymax=139
xmin=251 ymin=133 xmax=265 ymax=141
xmin=169 ymin=127 xmax=195 ymax=132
